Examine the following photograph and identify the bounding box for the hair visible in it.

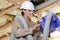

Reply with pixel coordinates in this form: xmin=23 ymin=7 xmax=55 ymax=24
xmin=21 ymin=11 xmax=24 ymax=16
xmin=21 ymin=9 xmax=27 ymax=16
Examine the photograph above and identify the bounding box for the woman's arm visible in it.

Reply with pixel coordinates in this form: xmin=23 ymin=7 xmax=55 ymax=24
xmin=12 ymin=17 xmax=33 ymax=37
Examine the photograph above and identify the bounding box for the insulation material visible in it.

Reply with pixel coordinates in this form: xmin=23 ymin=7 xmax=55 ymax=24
xmin=0 ymin=15 xmax=8 ymax=26
xmin=50 ymin=31 xmax=60 ymax=37
xmin=0 ymin=0 xmax=12 ymax=10
xmin=0 ymin=22 xmax=12 ymax=37
xmin=8 ymin=0 xmax=25 ymax=8
xmin=49 ymin=4 xmax=60 ymax=13
xmin=6 ymin=9 xmax=21 ymax=15
xmin=3 ymin=25 xmax=12 ymax=33
xmin=41 ymin=11 xmax=48 ymax=17
xmin=0 ymin=30 xmax=9 ymax=37
xmin=49 ymin=31 xmax=60 ymax=40
xmin=49 ymin=36 xmax=60 ymax=40
xmin=40 ymin=10 xmax=49 ymax=17
xmin=0 ymin=36 xmax=10 ymax=40
xmin=54 ymin=37 xmax=60 ymax=40
xmin=3 ymin=14 xmax=15 ymax=22
xmin=3 ymin=6 xmax=22 ymax=15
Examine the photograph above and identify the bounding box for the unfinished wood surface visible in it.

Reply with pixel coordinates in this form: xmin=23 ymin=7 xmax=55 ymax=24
xmin=36 ymin=1 xmax=60 ymax=13
xmin=0 ymin=0 xmax=13 ymax=10
xmin=8 ymin=0 xmax=25 ymax=8
xmin=0 ymin=22 xmax=12 ymax=37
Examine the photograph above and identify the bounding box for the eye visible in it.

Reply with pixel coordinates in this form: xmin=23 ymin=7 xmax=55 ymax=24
xmin=28 ymin=10 xmax=35 ymax=12
xmin=28 ymin=10 xmax=31 ymax=12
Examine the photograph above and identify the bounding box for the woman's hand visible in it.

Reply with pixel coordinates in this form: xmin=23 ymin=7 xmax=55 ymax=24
xmin=33 ymin=21 xmax=40 ymax=31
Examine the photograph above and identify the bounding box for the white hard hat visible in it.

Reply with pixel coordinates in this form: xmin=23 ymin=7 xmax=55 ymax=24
xmin=20 ymin=1 xmax=35 ymax=10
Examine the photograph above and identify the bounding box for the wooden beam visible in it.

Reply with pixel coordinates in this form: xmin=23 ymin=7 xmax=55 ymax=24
xmin=36 ymin=1 xmax=60 ymax=13
xmin=35 ymin=0 xmax=57 ymax=10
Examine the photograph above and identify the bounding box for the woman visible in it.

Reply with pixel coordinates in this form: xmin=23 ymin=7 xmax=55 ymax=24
xmin=12 ymin=1 xmax=40 ymax=40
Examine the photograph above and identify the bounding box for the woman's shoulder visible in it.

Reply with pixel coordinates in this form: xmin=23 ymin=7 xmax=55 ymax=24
xmin=15 ymin=15 xmax=23 ymax=18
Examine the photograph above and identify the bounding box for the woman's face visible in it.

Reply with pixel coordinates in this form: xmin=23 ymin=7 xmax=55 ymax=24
xmin=23 ymin=9 xmax=34 ymax=18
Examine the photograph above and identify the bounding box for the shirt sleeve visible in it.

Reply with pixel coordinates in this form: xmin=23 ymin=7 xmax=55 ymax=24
xmin=12 ymin=16 xmax=33 ymax=37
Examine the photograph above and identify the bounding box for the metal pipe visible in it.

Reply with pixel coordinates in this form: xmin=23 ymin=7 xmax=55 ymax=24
xmin=42 ymin=12 xmax=54 ymax=40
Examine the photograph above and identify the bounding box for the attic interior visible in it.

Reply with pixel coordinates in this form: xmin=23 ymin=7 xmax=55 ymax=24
xmin=0 ymin=0 xmax=60 ymax=40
